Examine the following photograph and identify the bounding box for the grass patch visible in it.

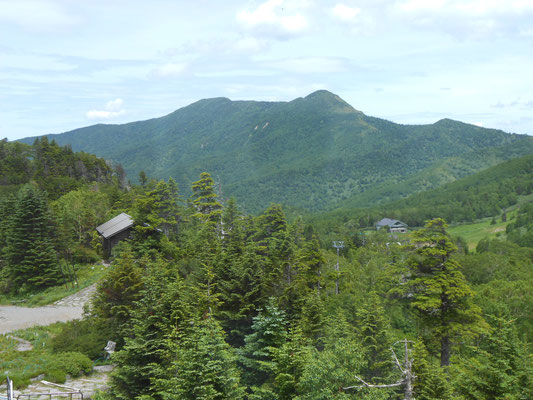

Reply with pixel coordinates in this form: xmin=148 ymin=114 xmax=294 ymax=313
xmin=448 ymin=212 xmax=515 ymax=251
xmin=0 ymin=262 xmax=107 ymax=306
xmin=0 ymin=324 xmax=93 ymax=389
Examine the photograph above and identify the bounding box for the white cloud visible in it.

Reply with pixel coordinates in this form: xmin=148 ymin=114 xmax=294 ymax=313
xmin=265 ymin=56 xmax=349 ymax=74
xmin=331 ymin=3 xmax=361 ymax=22
xmin=0 ymin=0 xmax=76 ymax=32
xmin=150 ymin=63 xmax=187 ymax=78
xmin=236 ymin=0 xmax=310 ymax=38
xmin=86 ymin=98 xmax=126 ymax=120
xmin=393 ymin=0 xmax=533 ymax=37
xmin=105 ymin=98 xmax=123 ymax=112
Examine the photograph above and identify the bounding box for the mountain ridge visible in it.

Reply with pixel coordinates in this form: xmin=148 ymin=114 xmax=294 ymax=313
xmin=18 ymin=90 xmax=533 ymax=213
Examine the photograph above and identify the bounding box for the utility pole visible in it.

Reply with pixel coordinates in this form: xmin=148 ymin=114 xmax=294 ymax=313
xmin=332 ymin=241 xmax=344 ymax=295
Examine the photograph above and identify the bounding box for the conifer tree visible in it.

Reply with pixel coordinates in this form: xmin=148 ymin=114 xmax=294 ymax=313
xmin=411 ymin=340 xmax=452 ymax=400
xmin=191 ymin=172 xmax=222 ymax=223
xmin=401 ymin=218 xmax=486 ymax=366
xmin=154 ymin=317 xmax=245 ymax=400
xmin=271 ymin=325 xmax=312 ymax=400
xmin=133 ymin=179 xmax=180 ymax=238
xmin=454 ymin=313 xmax=533 ymax=400
xmin=4 ymin=184 xmax=60 ymax=292
xmin=356 ymin=292 xmax=396 ymax=384
xmin=91 ymin=247 xmax=144 ymax=342
xmin=110 ymin=257 xmax=190 ymax=400
xmin=239 ymin=300 xmax=289 ymax=391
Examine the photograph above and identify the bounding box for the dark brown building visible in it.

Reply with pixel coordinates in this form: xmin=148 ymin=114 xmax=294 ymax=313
xmin=96 ymin=212 xmax=134 ymax=259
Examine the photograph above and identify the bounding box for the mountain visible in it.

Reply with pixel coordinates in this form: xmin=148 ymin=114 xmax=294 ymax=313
xmin=19 ymin=90 xmax=533 ymax=213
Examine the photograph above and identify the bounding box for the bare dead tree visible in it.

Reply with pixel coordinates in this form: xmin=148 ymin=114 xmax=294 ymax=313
xmin=343 ymin=339 xmax=415 ymax=400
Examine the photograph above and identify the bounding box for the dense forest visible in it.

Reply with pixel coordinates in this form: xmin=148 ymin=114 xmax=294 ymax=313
xmin=1 ymin=139 xmax=533 ymax=399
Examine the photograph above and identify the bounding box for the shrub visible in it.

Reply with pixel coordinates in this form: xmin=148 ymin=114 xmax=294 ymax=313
xmin=52 ymin=319 xmax=112 ymax=360
xmin=71 ymin=244 xmax=100 ymax=264
xmin=44 ymin=369 xmax=67 ymax=384
xmin=48 ymin=352 xmax=93 ymax=377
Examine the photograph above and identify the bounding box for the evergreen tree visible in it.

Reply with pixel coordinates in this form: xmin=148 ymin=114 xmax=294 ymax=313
xmin=400 ymin=218 xmax=486 ymax=366
xmin=271 ymin=325 xmax=312 ymax=400
xmin=454 ymin=313 xmax=533 ymax=400
xmin=356 ymin=292 xmax=396 ymax=384
xmin=153 ymin=317 xmax=245 ymax=400
xmin=133 ymin=179 xmax=180 ymax=238
xmin=411 ymin=340 xmax=452 ymax=400
xmin=191 ymin=172 xmax=222 ymax=223
xmin=298 ymin=292 xmax=326 ymax=347
xmin=239 ymin=299 xmax=288 ymax=392
xmin=110 ymin=257 xmax=190 ymax=400
xmin=91 ymin=246 xmax=144 ymax=343
xmin=4 ymin=184 xmax=60 ymax=292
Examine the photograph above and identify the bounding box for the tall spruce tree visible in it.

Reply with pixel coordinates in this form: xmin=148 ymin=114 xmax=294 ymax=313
xmin=356 ymin=292 xmax=396 ymax=384
xmin=4 ymin=184 xmax=60 ymax=292
xmin=402 ymin=218 xmax=486 ymax=367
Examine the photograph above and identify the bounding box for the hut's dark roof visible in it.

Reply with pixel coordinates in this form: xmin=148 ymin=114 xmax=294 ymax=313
xmin=376 ymin=218 xmax=407 ymax=227
xmin=96 ymin=212 xmax=134 ymax=239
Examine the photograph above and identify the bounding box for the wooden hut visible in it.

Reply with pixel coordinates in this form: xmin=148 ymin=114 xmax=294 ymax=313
xmin=96 ymin=212 xmax=134 ymax=258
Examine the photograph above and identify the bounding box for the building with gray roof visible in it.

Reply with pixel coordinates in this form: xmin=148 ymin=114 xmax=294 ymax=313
xmin=96 ymin=212 xmax=134 ymax=258
xmin=375 ymin=218 xmax=408 ymax=233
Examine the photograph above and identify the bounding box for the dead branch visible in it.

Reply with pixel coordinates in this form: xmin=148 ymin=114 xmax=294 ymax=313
xmin=343 ymin=375 xmax=405 ymax=390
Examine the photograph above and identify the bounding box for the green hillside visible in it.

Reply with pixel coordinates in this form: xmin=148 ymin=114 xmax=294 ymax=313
xmin=373 ymin=152 xmax=533 ymax=226
xmin=310 ymin=152 xmax=533 ymax=243
xmin=20 ymin=90 xmax=533 ymax=212
xmin=0 ymin=137 xmax=117 ymax=199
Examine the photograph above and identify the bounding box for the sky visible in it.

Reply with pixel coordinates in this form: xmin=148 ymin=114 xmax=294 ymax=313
xmin=1 ymin=0 xmax=533 ymax=141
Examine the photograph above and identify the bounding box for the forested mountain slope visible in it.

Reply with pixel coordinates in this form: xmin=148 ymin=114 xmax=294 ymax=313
xmin=19 ymin=91 xmax=533 ymax=212
xmin=0 ymin=137 xmax=118 ymax=199
xmin=311 ymin=152 xmax=533 ymax=234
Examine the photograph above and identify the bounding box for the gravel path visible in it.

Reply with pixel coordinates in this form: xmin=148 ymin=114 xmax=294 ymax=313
xmin=0 ymin=284 xmax=97 ymax=334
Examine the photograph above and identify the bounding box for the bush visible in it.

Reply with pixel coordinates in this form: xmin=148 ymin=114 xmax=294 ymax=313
xmin=72 ymin=244 xmax=100 ymax=264
xmin=48 ymin=352 xmax=93 ymax=377
xmin=52 ymin=319 xmax=112 ymax=360
xmin=44 ymin=369 xmax=67 ymax=384
xmin=9 ymin=373 xmax=31 ymax=389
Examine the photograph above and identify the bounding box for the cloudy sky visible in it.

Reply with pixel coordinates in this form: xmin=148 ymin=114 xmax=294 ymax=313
xmin=2 ymin=0 xmax=533 ymax=140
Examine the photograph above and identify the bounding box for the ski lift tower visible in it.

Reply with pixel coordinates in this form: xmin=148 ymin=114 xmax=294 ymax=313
xmin=333 ymin=241 xmax=344 ymax=295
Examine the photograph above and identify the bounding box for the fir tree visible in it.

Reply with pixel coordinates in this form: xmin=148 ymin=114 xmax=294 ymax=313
xmin=91 ymin=246 xmax=144 ymax=343
xmin=191 ymin=172 xmax=222 ymax=223
xmin=154 ymin=317 xmax=245 ymax=400
xmin=356 ymin=292 xmax=396 ymax=384
xmin=239 ymin=299 xmax=289 ymax=391
xmin=4 ymin=184 xmax=60 ymax=292
xmin=401 ymin=218 xmax=487 ymax=366
xmin=454 ymin=313 xmax=533 ymax=400
xmin=411 ymin=340 xmax=452 ymax=400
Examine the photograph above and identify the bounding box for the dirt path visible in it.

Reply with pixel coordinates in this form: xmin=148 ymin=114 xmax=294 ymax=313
xmin=0 ymin=284 xmax=97 ymax=334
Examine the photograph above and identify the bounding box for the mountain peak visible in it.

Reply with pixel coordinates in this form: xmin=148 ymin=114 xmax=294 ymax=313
xmin=303 ymin=90 xmax=363 ymax=114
